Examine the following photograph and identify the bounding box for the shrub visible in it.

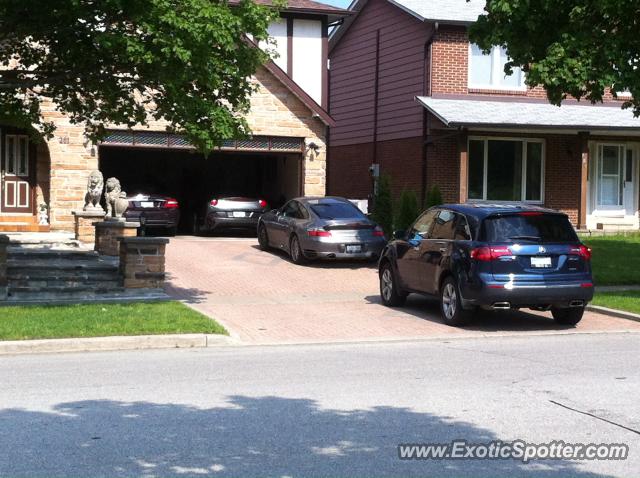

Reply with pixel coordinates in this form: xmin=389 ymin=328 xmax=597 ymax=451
xmin=395 ymin=189 xmax=420 ymax=232
xmin=425 ymin=185 xmax=443 ymax=209
xmin=372 ymin=174 xmax=393 ymax=236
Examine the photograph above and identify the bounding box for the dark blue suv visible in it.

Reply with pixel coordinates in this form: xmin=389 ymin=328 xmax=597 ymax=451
xmin=378 ymin=204 xmax=594 ymax=326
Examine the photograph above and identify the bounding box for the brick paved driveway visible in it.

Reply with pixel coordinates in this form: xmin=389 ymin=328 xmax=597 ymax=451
xmin=165 ymin=236 xmax=640 ymax=344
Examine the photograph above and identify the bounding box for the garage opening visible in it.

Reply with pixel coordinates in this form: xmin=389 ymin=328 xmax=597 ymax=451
xmin=98 ymin=145 xmax=302 ymax=233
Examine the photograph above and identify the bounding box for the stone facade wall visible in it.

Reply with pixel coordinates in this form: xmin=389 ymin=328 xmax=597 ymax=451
xmin=36 ymin=66 xmax=327 ymax=231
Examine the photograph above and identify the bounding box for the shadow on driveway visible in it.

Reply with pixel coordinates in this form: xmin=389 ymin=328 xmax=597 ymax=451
xmin=0 ymin=396 xmax=613 ymax=478
xmin=365 ymin=294 xmax=576 ymax=333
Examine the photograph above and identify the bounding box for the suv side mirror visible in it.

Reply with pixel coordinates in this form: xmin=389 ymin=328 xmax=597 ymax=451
xmin=393 ymin=230 xmax=406 ymax=240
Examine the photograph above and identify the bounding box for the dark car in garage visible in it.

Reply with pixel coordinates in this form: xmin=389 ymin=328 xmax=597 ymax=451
xmin=257 ymin=196 xmax=386 ymax=264
xmin=200 ymin=197 xmax=270 ymax=233
xmin=378 ymin=204 xmax=594 ymax=326
xmin=124 ymin=193 xmax=180 ymax=235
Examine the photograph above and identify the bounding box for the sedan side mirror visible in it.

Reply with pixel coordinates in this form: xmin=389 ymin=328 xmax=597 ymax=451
xmin=393 ymin=230 xmax=406 ymax=240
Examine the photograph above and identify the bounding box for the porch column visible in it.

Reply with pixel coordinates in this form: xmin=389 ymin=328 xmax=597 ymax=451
xmin=458 ymin=129 xmax=469 ymax=203
xmin=578 ymin=132 xmax=590 ymax=229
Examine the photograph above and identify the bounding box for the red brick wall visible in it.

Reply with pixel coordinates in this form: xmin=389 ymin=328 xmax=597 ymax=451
xmin=431 ymin=24 xmax=628 ymax=103
xmin=328 ymin=136 xmax=423 ymax=199
xmin=426 ymin=132 xmax=460 ymax=204
xmin=544 ymin=135 xmax=581 ymax=224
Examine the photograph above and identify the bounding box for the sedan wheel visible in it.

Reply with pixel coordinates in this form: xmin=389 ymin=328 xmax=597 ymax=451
xmin=257 ymin=224 xmax=269 ymax=251
xmin=379 ymin=262 xmax=407 ymax=307
xmin=439 ymin=277 xmax=470 ymax=326
xmin=289 ymin=235 xmax=307 ymax=265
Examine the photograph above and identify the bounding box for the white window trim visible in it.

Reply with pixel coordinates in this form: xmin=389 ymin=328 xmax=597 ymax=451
xmin=468 ymin=44 xmax=527 ymax=92
xmin=467 ymin=136 xmax=546 ymax=204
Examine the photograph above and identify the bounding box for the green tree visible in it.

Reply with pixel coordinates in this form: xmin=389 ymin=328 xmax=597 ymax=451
xmin=0 ymin=0 xmax=282 ymax=150
xmin=425 ymin=185 xmax=443 ymax=209
xmin=395 ymin=189 xmax=420 ymax=232
xmin=470 ymin=0 xmax=640 ymax=114
xmin=372 ymin=174 xmax=393 ymax=237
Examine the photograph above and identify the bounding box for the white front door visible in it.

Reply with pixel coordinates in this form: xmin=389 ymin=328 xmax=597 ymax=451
xmin=623 ymin=147 xmax=636 ymax=216
xmin=593 ymin=143 xmax=637 ymax=216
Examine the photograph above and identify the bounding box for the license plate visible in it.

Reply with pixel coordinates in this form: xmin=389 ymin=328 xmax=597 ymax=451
xmin=232 ymin=211 xmax=246 ymax=218
xmin=531 ymin=256 xmax=552 ymax=268
xmin=346 ymin=244 xmax=363 ymax=253
xmin=140 ymin=202 xmax=154 ymax=208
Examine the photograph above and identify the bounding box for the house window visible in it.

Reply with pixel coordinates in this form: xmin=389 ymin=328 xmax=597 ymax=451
xmin=469 ymin=44 xmax=525 ymax=90
xmin=4 ymin=135 xmax=29 ymax=176
xmin=468 ymin=138 xmax=544 ymax=202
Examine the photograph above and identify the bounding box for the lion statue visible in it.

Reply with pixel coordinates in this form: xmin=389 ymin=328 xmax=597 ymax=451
xmin=83 ymin=170 xmax=104 ymax=212
xmin=104 ymin=177 xmax=129 ymax=218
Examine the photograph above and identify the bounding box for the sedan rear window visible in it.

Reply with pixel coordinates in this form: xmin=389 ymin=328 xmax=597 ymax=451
xmin=310 ymin=202 xmax=365 ymax=220
xmin=483 ymin=214 xmax=578 ymax=243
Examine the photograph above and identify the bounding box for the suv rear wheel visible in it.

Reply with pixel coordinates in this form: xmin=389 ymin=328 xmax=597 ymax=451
xmin=379 ymin=262 xmax=407 ymax=307
xmin=440 ymin=277 xmax=471 ymax=327
xmin=551 ymin=306 xmax=584 ymax=325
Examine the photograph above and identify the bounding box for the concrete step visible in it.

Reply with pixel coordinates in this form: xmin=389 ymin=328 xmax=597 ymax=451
xmin=8 ymin=248 xmax=100 ymax=261
xmin=8 ymin=270 xmax=120 ymax=281
xmin=0 ymin=224 xmax=50 ymax=232
xmin=8 ymin=279 xmax=122 ymax=289
xmin=8 ymin=283 xmax=124 ymax=296
xmin=3 ymin=288 xmax=169 ymax=305
xmin=0 ymin=215 xmax=37 ymax=224
xmin=7 ymin=258 xmax=119 ymax=272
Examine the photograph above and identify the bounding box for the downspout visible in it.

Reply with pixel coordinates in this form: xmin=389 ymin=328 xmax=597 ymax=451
xmin=421 ymin=22 xmax=438 ymax=206
xmin=371 ymin=29 xmax=381 ymax=200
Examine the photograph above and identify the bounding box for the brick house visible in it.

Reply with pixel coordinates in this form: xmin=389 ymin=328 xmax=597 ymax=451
xmin=328 ymin=0 xmax=640 ymax=230
xmin=0 ymin=0 xmax=347 ymax=233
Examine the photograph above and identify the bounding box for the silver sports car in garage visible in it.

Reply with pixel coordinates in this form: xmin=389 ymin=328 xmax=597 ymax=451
xmin=202 ymin=196 xmax=269 ymax=232
xmin=257 ymin=197 xmax=386 ymax=264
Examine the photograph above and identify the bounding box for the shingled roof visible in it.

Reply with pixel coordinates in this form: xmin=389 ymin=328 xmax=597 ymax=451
xmin=230 ymin=0 xmax=350 ymax=16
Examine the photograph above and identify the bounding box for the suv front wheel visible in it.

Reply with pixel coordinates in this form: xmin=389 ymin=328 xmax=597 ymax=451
xmin=440 ymin=277 xmax=471 ymax=326
xmin=379 ymin=262 xmax=407 ymax=307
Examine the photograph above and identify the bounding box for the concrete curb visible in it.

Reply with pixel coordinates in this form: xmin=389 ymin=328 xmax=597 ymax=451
xmin=586 ymin=305 xmax=640 ymax=323
xmin=0 ymin=333 xmax=235 ymax=355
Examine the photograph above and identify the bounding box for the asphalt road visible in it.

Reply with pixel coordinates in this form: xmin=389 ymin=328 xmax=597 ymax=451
xmin=1 ymin=333 xmax=639 ymax=477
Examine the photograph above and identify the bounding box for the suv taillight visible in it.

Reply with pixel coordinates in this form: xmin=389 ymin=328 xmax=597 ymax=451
xmin=258 ymin=199 xmax=267 ymax=208
xmin=163 ymin=198 xmax=179 ymax=209
xmin=373 ymin=226 xmax=385 ymax=237
xmin=570 ymin=245 xmax=592 ymax=261
xmin=470 ymin=246 xmax=512 ymax=261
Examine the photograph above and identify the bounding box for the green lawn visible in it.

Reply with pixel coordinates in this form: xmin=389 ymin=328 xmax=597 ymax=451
xmin=582 ymin=233 xmax=640 ymax=286
xmin=0 ymin=301 xmax=227 ymax=341
xmin=592 ymin=290 xmax=640 ymax=315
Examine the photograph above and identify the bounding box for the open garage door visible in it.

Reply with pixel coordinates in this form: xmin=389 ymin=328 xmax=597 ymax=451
xmin=98 ymin=145 xmax=302 ymax=234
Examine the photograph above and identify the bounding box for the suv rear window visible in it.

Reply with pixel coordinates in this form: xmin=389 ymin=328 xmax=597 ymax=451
xmin=482 ymin=214 xmax=578 ymax=243
xmin=309 ymin=201 xmax=365 ymax=220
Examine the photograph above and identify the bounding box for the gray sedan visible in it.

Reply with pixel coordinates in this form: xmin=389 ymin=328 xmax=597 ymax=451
xmin=257 ymin=197 xmax=387 ymax=264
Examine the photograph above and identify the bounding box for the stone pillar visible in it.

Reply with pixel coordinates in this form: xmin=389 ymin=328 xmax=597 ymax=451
xmin=73 ymin=210 xmax=106 ymax=244
xmin=0 ymin=235 xmax=9 ymax=301
xmin=94 ymin=220 xmax=140 ymax=256
xmin=118 ymin=237 xmax=170 ymax=289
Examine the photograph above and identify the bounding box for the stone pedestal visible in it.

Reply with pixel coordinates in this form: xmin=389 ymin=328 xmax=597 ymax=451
xmin=0 ymin=235 xmax=9 ymax=301
xmin=118 ymin=237 xmax=170 ymax=289
xmin=73 ymin=210 xmax=105 ymax=244
xmin=94 ymin=220 xmax=140 ymax=256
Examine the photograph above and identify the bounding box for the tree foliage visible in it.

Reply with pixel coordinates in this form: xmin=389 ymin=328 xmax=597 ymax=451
xmin=0 ymin=0 xmax=281 ymax=150
xmin=395 ymin=189 xmax=420 ymax=233
xmin=470 ymin=0 xmax=640 ymax=113
xmin=425 ymin=185 xmax=443 ymax=209
xmin=372 ymin=175 xmax=393 ymax=237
